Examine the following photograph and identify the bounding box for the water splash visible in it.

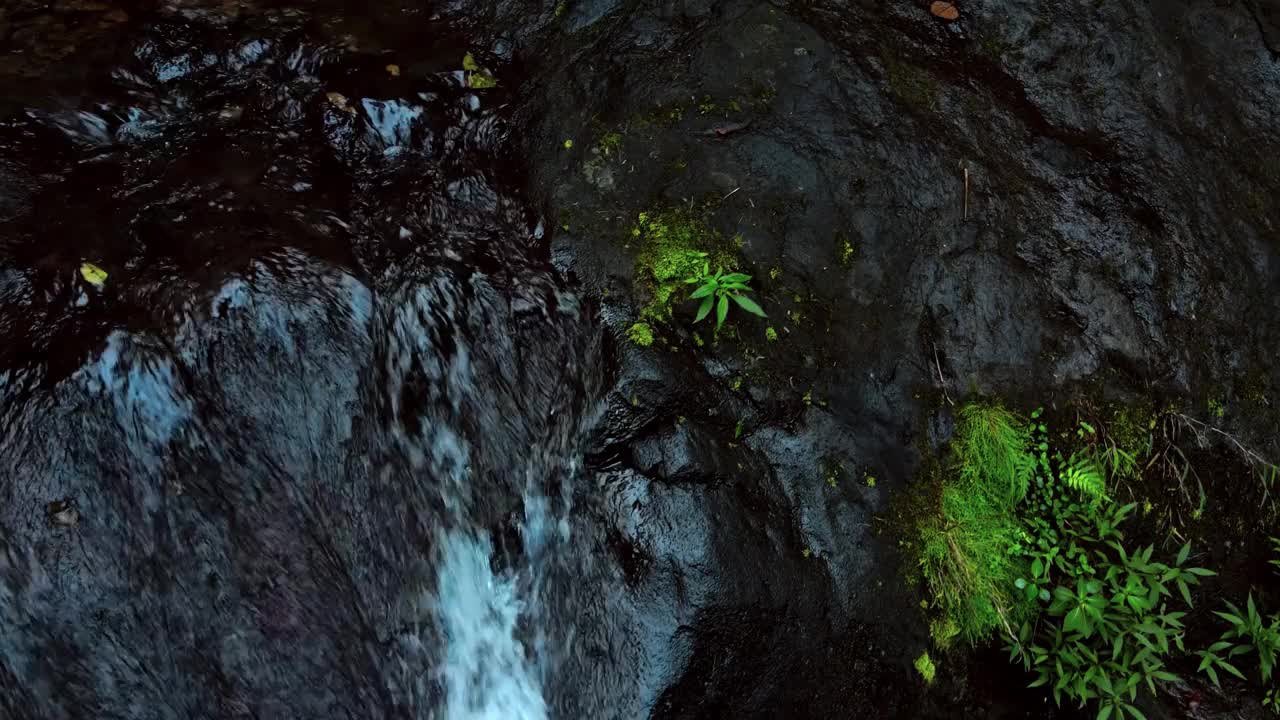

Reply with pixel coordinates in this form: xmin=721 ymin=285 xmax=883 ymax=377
xmin=434 ymin=531 xmax=548 ymax=720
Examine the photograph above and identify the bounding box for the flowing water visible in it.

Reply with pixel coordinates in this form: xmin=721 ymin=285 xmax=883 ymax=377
xmin=0 ymin=7 xmax=609 ymax=718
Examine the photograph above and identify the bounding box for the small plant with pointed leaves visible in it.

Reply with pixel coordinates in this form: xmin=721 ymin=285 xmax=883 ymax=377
xmin=684 ymin=258 xmax=767 ymax=330
xmin=1198 ymin=539 xmax=1280 ymax=708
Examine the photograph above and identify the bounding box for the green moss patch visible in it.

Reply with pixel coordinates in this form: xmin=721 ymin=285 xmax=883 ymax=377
xmin=914 ymin=651 xmax=937 ymax=684
xmin=626 ymin=322 xmax=654 ymax=347
xmin=632 ymin=209 xmax=737 ymax=323
xmin=882 ymin=51 xmax=940 ymax=113
xmin=915 ymin=404 xmax=1035 ymax=647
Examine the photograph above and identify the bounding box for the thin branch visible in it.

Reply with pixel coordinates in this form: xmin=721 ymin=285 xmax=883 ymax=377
xmin=932 ymin=342 xmax=954 ymax=406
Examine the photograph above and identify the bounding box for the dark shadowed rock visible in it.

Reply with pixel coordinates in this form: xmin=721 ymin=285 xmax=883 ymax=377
xmin=0 ymin=0 xmax=1277 ymax=718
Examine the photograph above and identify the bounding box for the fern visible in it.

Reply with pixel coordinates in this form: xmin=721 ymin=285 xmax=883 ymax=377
xmin=1060 ymin=451 xmax=1106 ymax=499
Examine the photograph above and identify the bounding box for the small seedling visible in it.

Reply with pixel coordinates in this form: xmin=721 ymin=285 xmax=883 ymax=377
xmin=684 ymin=259 xmax=767 ymax=330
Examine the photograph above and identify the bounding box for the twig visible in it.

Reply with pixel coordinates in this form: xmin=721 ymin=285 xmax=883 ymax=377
xmin=962 ymin=166 xmax=970 ymax=221
xmin=1173 ymin=413 xmax=1274 ymax=468
xmin=932 ymin=342 xmax=954 ymax=406
xmin=722 ymin=186 xmax=740 ymax=201
xmin=1167 ymin=413 xmax=1279 ymax=505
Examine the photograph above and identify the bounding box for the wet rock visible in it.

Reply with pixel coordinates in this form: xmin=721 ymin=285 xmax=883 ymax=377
xmin=0 ymin=0 xmax=1277 ymax=718
xmin=524 ymin=0 xmax=1280 ymax=716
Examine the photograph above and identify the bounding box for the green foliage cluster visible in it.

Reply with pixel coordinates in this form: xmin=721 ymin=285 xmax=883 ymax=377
xmin=596 ymin=131 xmax=622 ymax=157
xmin=916 ymin=402 xmax=1224 ymax=720
xmin=684 ymin=264 xmax=766 ymax=330
xmin=632 ymin=210 xmax=735 ymax=322
xmin=1008 ymin=468 xmax=1212 ymax=720
xmin=1198 ymin=593 xmax=1278 ymax=688
xmin=917 ymin=404 xmax=1035 ymax=647
xmin=1198 ymin=537 xmax=1280 ymax=711
xmin=462 ymin=52 xmax=498 ymax=88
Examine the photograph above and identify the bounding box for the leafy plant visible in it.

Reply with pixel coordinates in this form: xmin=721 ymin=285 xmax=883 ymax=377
xmin=631 ymin=210 xmax=737 ymax=322
xmin=910 ymin=401 xmax=1227 ymax=720
xmin=684 ymin=261 xmax=766 ymax=330
xmin=1011 ymin=529 xmax=1210 ymax=718
xmin=1005 ymin=410 xmax=1214 ymax=720
xmin=1061 ymin=451 xmax=1106 ymax=499
xmin=1199 ymin=540 xmax=1280 ymax=706
xmin=1215 ymin=595 xmax=1280 ymax=683
xmin=462 ymin=52 xmax=498 ymax=88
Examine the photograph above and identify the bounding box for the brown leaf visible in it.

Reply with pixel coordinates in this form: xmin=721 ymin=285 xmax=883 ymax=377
xmin=930 ymin=1 xmax=959 ymax=21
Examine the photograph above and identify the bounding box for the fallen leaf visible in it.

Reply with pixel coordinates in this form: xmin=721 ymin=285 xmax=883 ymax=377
xmin=930 ymin=1 xmax=959 ymax=20
xmin=462 ymin=52 xmax=481 ymax=72
xmin=385 ymin=64 xmax=400 ymax=77
xmin=79 ymin=262 xmax=108 ymax=287
xmin=325 ymin=92 xmax=357 ymax=115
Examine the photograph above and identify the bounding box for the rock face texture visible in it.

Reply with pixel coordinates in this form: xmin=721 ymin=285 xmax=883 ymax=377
xmin=0 ymin=0 xmax=1276 ymax=718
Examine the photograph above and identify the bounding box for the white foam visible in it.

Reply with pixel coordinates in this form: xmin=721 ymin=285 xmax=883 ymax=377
xmin=433 ymin=531 xmax=548 ymax=720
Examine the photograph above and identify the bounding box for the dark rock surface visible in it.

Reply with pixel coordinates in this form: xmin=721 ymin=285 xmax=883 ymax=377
xmin=521 ymin=0 xmax=1280 ymax=717
xmin=0 ymin=0 xmax=1276 ymax=718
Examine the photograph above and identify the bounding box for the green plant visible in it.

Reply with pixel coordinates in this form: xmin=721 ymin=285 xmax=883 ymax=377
xmin=1006 ymin=411 xmax=1214 ymax=719
xmin=917 ymin=403 xmax=1036 ymax=646
xmin=1208 ymin=397 xmax=1226 ymax=419
xmin=684 ymin=263 xmax=766 ymax=330
xmin=1011 ymin=529 xmax=1210 ymax=718
xmin=953 ymin=404 xmax=1035 ymax=505
xmin=1199 ymin=596 xmax=1280 ymax=713
xmin=631 ymin=210 xmax=735 ymax=322
xmin=596 ymin=131 xmax=622 ymax=157
xmin=1199 ymin=540 xmax=1280 ymax=706
xmin=462 ymin=52 xmax=498 ymax=88
xmin=910 ymin=400 xmax=1230 ymax=720
xmin=1060 ymin=451 xmax=1106 ymax=499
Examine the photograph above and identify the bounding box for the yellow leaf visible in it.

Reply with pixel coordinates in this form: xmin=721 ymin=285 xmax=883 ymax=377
xmin=80 ymin=262 xmax=108 ymax=287
xmin=385 ymin=64 xmax=401 ymax=77
xmin=462 ymin=52 xmax=480 ymax=72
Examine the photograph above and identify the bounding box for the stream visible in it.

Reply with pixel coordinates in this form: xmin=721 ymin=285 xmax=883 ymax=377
xmin=0 ymin=6 xmax=610 ymax=718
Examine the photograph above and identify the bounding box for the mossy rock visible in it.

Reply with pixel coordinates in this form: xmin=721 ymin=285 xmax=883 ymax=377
xmin=631 ymin=209 xmax=738 ymax=323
